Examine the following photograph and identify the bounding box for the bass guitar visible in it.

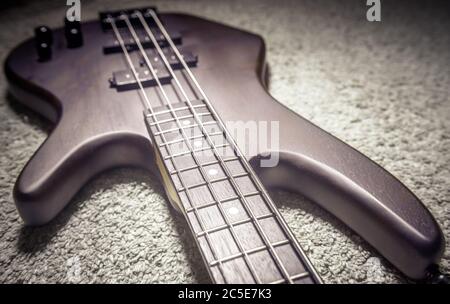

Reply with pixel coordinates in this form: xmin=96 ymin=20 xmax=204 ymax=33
xmin=4 ymin=7 xmax=446 ymax=283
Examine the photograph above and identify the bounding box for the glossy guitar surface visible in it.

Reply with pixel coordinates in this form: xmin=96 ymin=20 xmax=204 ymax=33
xmin=4 ymin=11 xmax=444 ymax=280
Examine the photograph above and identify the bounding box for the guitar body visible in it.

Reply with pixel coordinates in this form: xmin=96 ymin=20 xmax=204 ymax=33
xmin=4 ymin=12 xmax=444 ymax=280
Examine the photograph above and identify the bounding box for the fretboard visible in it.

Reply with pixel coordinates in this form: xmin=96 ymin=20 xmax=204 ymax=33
xmin=145 ymin=99 xmax=321 ymax=284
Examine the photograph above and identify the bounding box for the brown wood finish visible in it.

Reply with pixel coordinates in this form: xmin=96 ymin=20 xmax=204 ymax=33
xmin=4 ymin=11 xmax=445 ymax=281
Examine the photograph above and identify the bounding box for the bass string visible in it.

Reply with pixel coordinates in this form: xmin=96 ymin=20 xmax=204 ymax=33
xmin=134 ymin=11 xmax=298 ymax=283
xmin=108 ymin=15 xmax=234 ymax=284
xmin=144 ymin=10 xmax=321 ymax=283
xmin=110 ymin=10 xmax=320 ymax=283
xmin=121 ymin=14 xmax=266 ymax=284
xmin=110 ymin=15 xmax=267 ymax=284
xmin=117 ymin=14 xmax=266 ymax=284
xmin=113 ymin=11 xmax=306 ymax=284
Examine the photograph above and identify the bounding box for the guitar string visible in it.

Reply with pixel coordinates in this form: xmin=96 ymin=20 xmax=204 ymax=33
xmin=113 ymin=13 xmax=309 ymax=284
xmin=119 ymin=14 xmax=262 ymax=284
xmin=110 ymin=10 xmax=319 ymax=283
xmin=135 ymin=11 xmax=298 ymax=284
xmin=121 ymin=11 xmax=311 ymax=284
xmin=142 ymin=10 xmax=321 ymax=283
xmin=108 ymin=16 xmax=232 ymax=284
xmin=119 ymin=15 xmax=268 ymax=283
xmin=136 ymin=17 xmax=303 ymax=284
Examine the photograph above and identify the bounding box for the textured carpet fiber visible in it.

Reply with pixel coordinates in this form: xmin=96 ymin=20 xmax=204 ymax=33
xmin=0 ymin=0 xmax=449 ymax=283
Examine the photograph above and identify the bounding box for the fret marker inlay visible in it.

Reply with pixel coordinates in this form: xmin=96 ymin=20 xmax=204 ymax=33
xmin=228 ymin=207 xmax=239 ymax=215
xmin=194 ymin=140 xmax=203 ymax=148
xmin=208 ymin=168 xmax=218 ymax=176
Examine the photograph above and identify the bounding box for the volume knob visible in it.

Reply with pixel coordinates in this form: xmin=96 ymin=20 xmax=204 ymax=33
xmin=65 ymin=19 xmax=83 ymax=48
xmin=34 ymin=26 xmax=53 ymax=61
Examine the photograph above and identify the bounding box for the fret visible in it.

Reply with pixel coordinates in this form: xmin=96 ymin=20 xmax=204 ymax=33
xmin=217 ymin=257 xmax=254 ymax=284
xmin=232 ymin=221 xmax=265 ymax=251
xmin=209 ymin=239 xmax=291 ymax=267
xmin=244 ymin=194 xmax=272 ymax=217
xmin=159 ymin=131 xmax=223 ymax=148
xmin=165 ymin=141 xmax=230 ymax=167
xmin=185 ymin=197 xmax=234 ymax=213
xmin=223 ymin=158 xmax=246 ymax=176
xmin=270 ymin=272 xmax=310 ymax=284
xmin=159 ymin=133 xmax=204 ymax=148
xmin=234 ymin=175 xmax=257 ymax=195
xmin=145 ymin=103 xmax=207 ymax=118
xmin=175 ymin=172 xmax=249 ymax=192
xmin=193 ymin=212 xmax=274 ymax=237
xmin=220 ymin=198 xmax=250 ymax=223
xmin=173 ymin=156 xmax=243 ymax=186
xmin=201 ymin=162 xmax=226 ymax=179
xmin=194 ymin=148 xmax=223 ymax=166
xmin=148 ymin=112 xmax=211 ymax=126
xmin=178 ymin=185 xmax=213 ymax=209
xmin=211 ymin=179 xmax=237 ymax=202
xmin=292 ymin=274 xmax=315 ymax=284
xmin=183 ymin=191 xmax=261 ymax=213
xmin=176 ymin=178 xmax=220 ymax=194
xmin=145 ymin=100 xmax=208 ymax=118
xmin=169 ymin=157 xmax=239 ymax=175
xmin=152 ymin=120 xmax=217 ymax=136
xmin=149 ymin=113 xmax=216 ymax=133
xmin=274 ymin=243 xmax=312 ymax=280
xmin=163 ymin=143 xmax=229 ymax=160
xmin=147 ymin=104 xmax=207 ymax=117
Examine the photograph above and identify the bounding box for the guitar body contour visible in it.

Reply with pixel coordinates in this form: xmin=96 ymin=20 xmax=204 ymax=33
xmin=4 ymin=12 xmax=444 ymax=280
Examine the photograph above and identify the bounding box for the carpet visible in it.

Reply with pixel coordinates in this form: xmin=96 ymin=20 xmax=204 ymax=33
xmin=0 ymin=0 xmax=448 ymax=283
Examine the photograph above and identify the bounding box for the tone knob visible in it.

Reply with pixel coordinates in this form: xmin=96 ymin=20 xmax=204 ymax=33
xmin=34 ymin=26 xmax=53 ymax=61
xmin=65 ymin=19 xmax=83 ymax=48
xmin=35 ymin=26 xmax=53 ymax=45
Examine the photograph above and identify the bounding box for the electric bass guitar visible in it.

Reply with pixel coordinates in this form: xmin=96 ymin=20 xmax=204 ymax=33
xmin=4 ymin=7 xmax=445 ymax=283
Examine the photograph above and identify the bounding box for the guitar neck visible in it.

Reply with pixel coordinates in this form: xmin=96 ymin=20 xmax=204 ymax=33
xmin=145 ymin=99 xmax=321 ymax=284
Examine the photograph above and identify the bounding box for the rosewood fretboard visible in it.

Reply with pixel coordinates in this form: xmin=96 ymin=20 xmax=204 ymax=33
xmin=145 ymin=99 xmax=321 ymax=284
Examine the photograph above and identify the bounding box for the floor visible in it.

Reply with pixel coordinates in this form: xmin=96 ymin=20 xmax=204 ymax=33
xmin=0 ymin=0 xmax=449 ymax=283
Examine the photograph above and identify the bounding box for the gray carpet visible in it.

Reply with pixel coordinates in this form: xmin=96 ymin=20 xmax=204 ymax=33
xmin=0 ymin=0 xmax=449 ymax=283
